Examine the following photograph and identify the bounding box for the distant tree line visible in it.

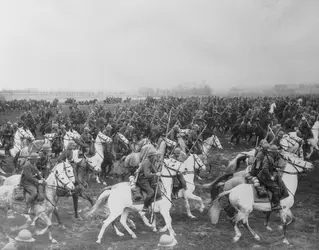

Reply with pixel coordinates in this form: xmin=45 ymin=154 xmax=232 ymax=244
xmin=138 ymin=83 xmax=213 ymax=97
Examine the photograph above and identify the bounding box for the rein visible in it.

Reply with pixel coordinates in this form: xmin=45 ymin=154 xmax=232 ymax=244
xmin=276 ymin=154 xmax=309 ymax=175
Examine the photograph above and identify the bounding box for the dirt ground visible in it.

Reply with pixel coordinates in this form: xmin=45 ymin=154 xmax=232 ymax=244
xmin=1 ymin=106 xmax=319 ymax=250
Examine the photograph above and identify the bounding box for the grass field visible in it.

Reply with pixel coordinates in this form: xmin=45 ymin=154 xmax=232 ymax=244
xmin=0 ymin=107 xmax=319 ymax=250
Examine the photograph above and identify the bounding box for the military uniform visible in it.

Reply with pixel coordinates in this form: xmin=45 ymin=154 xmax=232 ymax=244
xmin=80 ymin=129 xmax=93 ymax=155
xmin=20 ymin=153 xmax=45 ymax=213
xmin=58 ymin=144 xmax=74 ymax=163
xmin=170 ymin=148 xmax=188 ymax=197
xmin=256 ymin=145 xmax=282 ymax=210
xmin=136 ymin=149 xmax=161 ymax=212
xmin=37 ymin=146 xmax=52 ymax=179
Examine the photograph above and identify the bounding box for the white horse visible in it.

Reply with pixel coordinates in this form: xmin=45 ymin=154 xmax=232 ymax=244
xmin=168 ymin=154 xmax=207 ymax=218
xmin=306 ymin=120 xmax=319 ymax=159
xmin=2 ymin=161 xmax=75 ymax=187
xmin=130 ymin=137 xmax=151 ymax=153
xmin=86 ymin=157 xmax=186 ymax=246
xmin=88 ymin=131 xmax=112 ymax=183
xmin=0 ymin=162 xmax=75 ymax=243
xmin=63 ymin=130 xmax=81 ymax=150
xmin=9 ymin=128 xmax=34 ymax=158
xmin=201 ymin=134 xmax=223 ymax=172
xmin=43 ymin=132 xmax=57 ymax=148
xmin=209 ymin=153 xmax=314 ymax=245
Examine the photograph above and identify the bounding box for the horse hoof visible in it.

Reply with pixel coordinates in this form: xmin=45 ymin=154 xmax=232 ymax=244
xmin=266 ymin=226 xmax=273 ymax=232
xmin=117 ymin=232 xmax=124 ymax=237
xmin=96 ymin=239 xmax=101 ymax=244
xmin=131 ymin=234 xmax=137 ymax=239
xmin=233 ymin=235 xmax=241 ymax=243
xmin=283 ymin=238 xmax=290 ymax=245
xmin=278 ymin=225 xmax=283 ymax=231
xmin=255 ymin=235 xmax=261 ymax=241
xmin=51 ymin=239 xmax=58 ymax=244
xmin=189 ymin=215 xmax=197 ymax=219
xmin=102 ymin=182 xmax=107 ymax=186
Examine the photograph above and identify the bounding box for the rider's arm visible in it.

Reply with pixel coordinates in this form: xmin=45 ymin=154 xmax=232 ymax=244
xmin=22 ymin=165 xmax=41 ymax=184
xmin=260 ymin=157 xmax=272 ymax=179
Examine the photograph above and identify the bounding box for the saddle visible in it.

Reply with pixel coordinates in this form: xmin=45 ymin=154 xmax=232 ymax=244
xmin=13 ymin=185 xmax=25 ymax=201
xmin=131 ymin=184 xmax=162 ymax=205
xmin=245 ymin=173 xmax=289 ymax=204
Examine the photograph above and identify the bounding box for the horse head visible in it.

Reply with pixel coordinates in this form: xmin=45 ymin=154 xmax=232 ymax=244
xmin=51 ymin=162 xmax=75 ymax=191
xmin=204 ymin=135 xmax=223 ymax=150
xmin=279 ymin=151 xmax=314 ymax=174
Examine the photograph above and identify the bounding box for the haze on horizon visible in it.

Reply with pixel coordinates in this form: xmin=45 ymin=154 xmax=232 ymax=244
xmin=1 ymin=0 xmax=319 ymax=92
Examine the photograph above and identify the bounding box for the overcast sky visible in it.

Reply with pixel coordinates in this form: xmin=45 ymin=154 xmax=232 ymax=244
xmin=0 ymin=0 xmax=319 ymax=92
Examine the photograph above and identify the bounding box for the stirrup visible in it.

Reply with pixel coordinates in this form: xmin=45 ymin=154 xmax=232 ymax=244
xmin=272 ymin=204 xmax=282 ymax=211
xmin=141 ymin=207 xmax=149 ymax=213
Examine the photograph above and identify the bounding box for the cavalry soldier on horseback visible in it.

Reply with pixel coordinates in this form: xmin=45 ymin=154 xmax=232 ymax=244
xmin=170 ymin=147 xmax=188 ymax=199
xmin=80 ymin=127 xmax=93 ymax=156
xmin=256 ymin=145 xmax=282 ymax=210
xmin=136 ymin=148 xmax=162 ymax=213
xmin=187 ymin=124 xmax=202 ymax=154
xmin=37 ymin=144 xmax=52 ymax=179
xmin=58 ymin=141 xmax=75 ymax=164
xmin=20 ymin=152 xmax=45 ymax=214
xmin=250 ymin=139 xmax=270 ymax=177
xmin=167 ymin=124 xmax=180 ymax=143
xmin=270 ymin=130 xmax=285 ymax=149
xmin=60 ymin=124 xmax=67 ymax=138
xmin=1 ymin=121 xmax=14 ymax=153
xmin=124 ymin=125 xmax=135 ymax=142
xmin=103 ymin=124 xmax=113 ymax=137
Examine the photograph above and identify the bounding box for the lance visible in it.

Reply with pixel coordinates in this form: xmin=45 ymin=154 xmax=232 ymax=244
xmin=150 ymin=109 xmax=172 ymax=222
xmin=133 ymin=145 xmax=152 ymax=183
xmin=187 ymin=123 xmax=207 ymax=154
xmin=302 ymin=116 xmax=311 ymax=128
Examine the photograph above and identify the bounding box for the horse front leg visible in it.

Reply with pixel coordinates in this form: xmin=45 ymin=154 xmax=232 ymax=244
xmin=79 ymin=191 xmax=95 ymax=207
xmin=186 ymin=193 xmax=205 ymax=213
xmin=184 ymin=196 xmax=196 ymax=219
xmin=264 ymin=211 xmax=273 ymax=231
xmin=72 ymin=193 xmax=80 ymax=219
xmin=279 ymin=209 xmax=294 ymax=245
xmin=53 ymin=208 xmax=65 ymax=229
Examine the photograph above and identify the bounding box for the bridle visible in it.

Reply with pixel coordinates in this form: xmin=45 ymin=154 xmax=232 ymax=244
xmin=276 ymin=153 xmax=311 ymax=175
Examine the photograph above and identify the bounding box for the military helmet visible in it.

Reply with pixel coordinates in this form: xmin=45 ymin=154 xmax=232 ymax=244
xmin=268 ymin=145 xmax=279 ymax=153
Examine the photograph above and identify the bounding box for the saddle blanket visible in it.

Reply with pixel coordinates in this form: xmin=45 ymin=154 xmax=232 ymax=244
xmin=245 ymin=175 xmax=289 ymax=204
xmin=131 ymin=187 xmax=162 ymax=205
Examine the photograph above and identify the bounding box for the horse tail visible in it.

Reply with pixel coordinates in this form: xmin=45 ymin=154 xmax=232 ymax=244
xmin=208 ymin=197 xmax=223 ymax=225
xmin=215 ymin=189 xmax=232 ymax=200
xmin=209 ymin=188 xmax=234 ymax=224
xmin=86 ymin=189 xmax=112 ymax=218
xmin=196 ymin=173 xmax=233 ymax=189
xmin=235 ymin=155 xmax=249 ymax=172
